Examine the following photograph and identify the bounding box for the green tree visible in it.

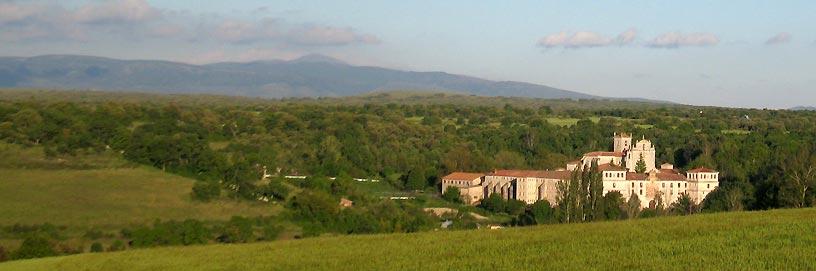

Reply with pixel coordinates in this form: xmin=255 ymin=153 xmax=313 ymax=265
xmin=528 ymin=200 xmax=556 ymax=224
xmin=671 ymin=193 xmax=698 ymax=215
xmin=262 ymin=178 xmax=290 ymax=201
xmin=13 ymin=235 xmax=56 ymax=260
xmin=480 ymin=194 xmax=506 ymax=213
xmin=635 ymin=154 xmax=647 ymax=173
xmin=587 ymin=161 xmax=604 ymax=221
xmin=217 ymin=216 xmax=254 ymax=243
xmin=494 ymin=150 xmax=526 ymax=169
xmin=603 ymin=191 xmax=624 ymax=220
xmin=108 ymin=240 xmax=124 ymax=252
xmin=625 ymin=193 xmax=641 ymax=219
xmin=505 ymin=199 xmax=527 ymax=216
xmin=90 ymin=242 xmax=104 ymax=253
xmin=191 ymin=181 xmax=221 ymax=201
xmin=406 ymin=167 xmax=427 ymax=190
xmin=0 ymin=245 xmax=8 ymax=262
xmin=442 ymin=186 xmax=462 ymax=203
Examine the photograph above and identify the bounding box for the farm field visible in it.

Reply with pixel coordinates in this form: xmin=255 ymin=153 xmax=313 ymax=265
xmin=2 ymin=208 xmax=814 ymax=271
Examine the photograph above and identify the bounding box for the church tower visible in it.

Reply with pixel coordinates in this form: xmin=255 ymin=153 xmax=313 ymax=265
xmin=613 ymin=132 xmax=632 ymax=153
xmin=625 ymin=136 xmax=657 ymax=172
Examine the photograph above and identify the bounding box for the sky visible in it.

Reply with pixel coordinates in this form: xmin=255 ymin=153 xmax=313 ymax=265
xmin=0 ymin=0 xmax=814 ymax=108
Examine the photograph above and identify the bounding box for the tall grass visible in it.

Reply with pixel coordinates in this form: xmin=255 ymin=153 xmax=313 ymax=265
xmin=2 ymin=208 xmax=814 ymax=270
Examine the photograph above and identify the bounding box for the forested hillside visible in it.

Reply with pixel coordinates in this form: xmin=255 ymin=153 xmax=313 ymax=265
xmin=0 ymin=89 xmax=814 ymax=262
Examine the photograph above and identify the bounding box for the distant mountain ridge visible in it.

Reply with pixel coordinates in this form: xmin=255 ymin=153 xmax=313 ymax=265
xmin=790 ymin=106 xmax=816 ymax=111
xmin=0 ymin=54 xmax=647 ymax=101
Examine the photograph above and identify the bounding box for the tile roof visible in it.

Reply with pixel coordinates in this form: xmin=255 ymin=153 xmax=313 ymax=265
xmin=688 ymin=167 xmax=717 ymax=173
xmin=598 ymin=163 xmax=626 ymax=171
xmin=584 ymin=151 xmax=624 ymax=157
xmin=442 ymin=172 xmax=485 ymax=181
xmin=656 ymin=172 xmax=686 ymax=181
xmin=626 ymin=173 xmax=648 ymax=181
xmin=491 ymin=170 xmax=571 ymax=180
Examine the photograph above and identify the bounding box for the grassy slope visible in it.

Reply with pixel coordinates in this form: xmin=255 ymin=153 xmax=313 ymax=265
xmin=2 ymin=208 xmax=814 ymax=271
xmin=0 ymin=168 xmax=277 ymax=227
xmin=0 ymin=142 xmax=280 ymax=251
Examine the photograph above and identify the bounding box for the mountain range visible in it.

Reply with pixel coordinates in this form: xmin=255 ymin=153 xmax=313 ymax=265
xmin=0 ymin=54 xmax=637 ymax=101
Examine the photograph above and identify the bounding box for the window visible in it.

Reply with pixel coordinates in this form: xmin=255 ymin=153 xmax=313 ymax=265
xmin=639 ymin=182 xmax=643 ymax=188
xmin=662 ymin=183 xmax=665 ymax=188
xmin=631 ymin=182 xmax=634 ymax=188
xmin=707 ymin=184 xmax=710 ymax=189
xmin=677 ymin=182 xmax=681 ymax=188
xmin=639 ymin=189 xmax=643 ymax=195
xmin=670 ymin=183 xmax=673 ymax=188
xmin=613 ymin=183 xmax=616 ymax=188
xmin=685 ymin=183 xmax=687 ymax=188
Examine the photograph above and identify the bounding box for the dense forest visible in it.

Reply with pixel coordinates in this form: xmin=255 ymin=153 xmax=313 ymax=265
xmin=0 ymin=90 xmax=815 ymax=260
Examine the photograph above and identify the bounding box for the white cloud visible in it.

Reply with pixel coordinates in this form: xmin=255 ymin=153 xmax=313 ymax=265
xmin=646 ymin=32 xmax=719 ymax=48
xmin=765 ymin=32 xmax=792 ymax=45
xmin=286 ymin=25 xmax=381 ymax=46
xmin=537 ymin=29 xmax=637 ymax=49
xmin=0 ymin=1 xmax=380 ymax=48
xmin=207 ymin=18 xmax=379 ymax=46
xmin=73 ymin=0 xmax=161 ymax=25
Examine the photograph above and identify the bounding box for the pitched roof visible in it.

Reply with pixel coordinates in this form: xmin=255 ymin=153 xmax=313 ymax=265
xmin=624 ymin=172 xmax=686 ymax=181
xmin=656 ymin=172 xmax=686 ymax=181
xmin=598 ymin=163 xmax=626 ymax=172
xmin=659 ymin=168 xmax=680 ymax=174
xmin=583 ymin=151 xmax=624 ymax=157
xmin=442 ymin=172 xmax=484 ymax=181
xmin=626 ymin=173 xmax=648 ymax=181
xmin=688 ymin=167 xmax=717 ymax=173
xmin=491 ymin=170 xmax=571 ymax=180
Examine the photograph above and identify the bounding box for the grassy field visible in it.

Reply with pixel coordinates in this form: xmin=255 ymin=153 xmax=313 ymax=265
xmin=0 ymin=142 xmax=281 ymax=250
xmin=2 ymin=208 xmax=814 ymax=270
xmin=0 ymin=168 xmax=277 ymax=227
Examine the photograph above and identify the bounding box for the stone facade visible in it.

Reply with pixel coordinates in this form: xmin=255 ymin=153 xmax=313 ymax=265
xmin=441 ymin=133 xmax=719 ymax=208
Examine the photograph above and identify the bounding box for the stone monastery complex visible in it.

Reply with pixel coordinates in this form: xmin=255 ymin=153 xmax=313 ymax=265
xmin=441 ymin=133 xmax=719 ymax=208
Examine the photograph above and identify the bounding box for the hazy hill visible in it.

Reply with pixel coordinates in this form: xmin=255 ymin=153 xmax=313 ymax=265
xmin=790 ymin=106 xmax=816 ymax=111
xmin=2 ymin=208 xmax=813 ymax=270
xmin=0 ymin=54 xmax=604 ymax=99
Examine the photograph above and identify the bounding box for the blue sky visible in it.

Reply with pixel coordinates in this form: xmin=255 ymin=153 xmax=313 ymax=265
xmin=0 ymin=0 xmax=814 ymax=108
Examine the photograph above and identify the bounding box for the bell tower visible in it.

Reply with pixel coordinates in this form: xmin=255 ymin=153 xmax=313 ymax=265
xmin=613 ymin=132 xmax=632 ymax=153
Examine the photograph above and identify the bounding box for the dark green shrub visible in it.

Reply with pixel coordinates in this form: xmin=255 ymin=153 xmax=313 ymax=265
xmin=90 ymin=242 xmax=104 ymax=253
xmin=108 ymin=240 xmax=125 ymax=252
xmin=192 ymin=181 xmax=221 ymax=201
xmin=13 ymin=235 xmax=56 ymax=260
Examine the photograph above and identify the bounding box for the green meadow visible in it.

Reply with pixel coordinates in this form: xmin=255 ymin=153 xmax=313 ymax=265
xmin=0 ymin=142 xmax=279 ymax=250
xmin=2 ymin=208 xmax=814 ymax=271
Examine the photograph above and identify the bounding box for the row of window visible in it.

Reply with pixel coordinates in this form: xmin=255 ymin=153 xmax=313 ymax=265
xmin=446 ymin=180 xmax=472 ymax=186
xmin=690 ymin=173 xmax=717 ymax=179
xmin=661 ymin=182 xmax=687 ymax=188
xmin=603 ymin=172 xmax=625 ymax=178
